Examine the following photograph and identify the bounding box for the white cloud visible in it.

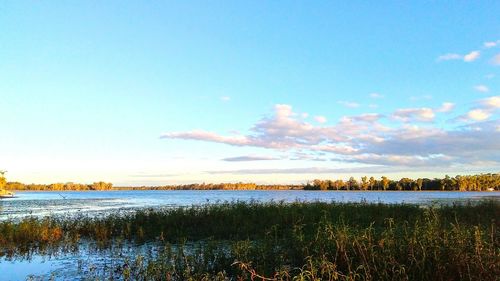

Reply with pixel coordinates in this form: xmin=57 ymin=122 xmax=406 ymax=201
xmin=437 ymin=51 xmax=480 ymax=62
xmin=481 ymin=96 xmax=500 ymax=109
xmin=484 ymin=42 xmax=497 ymax=48
xmin=337 ymin=101 xmax=360 ymax=108
xmin=455 ymin=96 xmax=500 ymax=123
xmin=348 ymin=153 xmax=452 ymax=167
xmin=162 ymin=104 xmax=500 ymax=169
xmin=484 ymin=40 xmax=500 ymax=48
xmin=369 ymin=104 xmax=379 ymax=109
xmin=161 ymin=130 xmax=250 ymax=146
xmin=206 ymin=164 xmax=480 ymax=175
xmin=369 ymin=93 xmax=384 ymax=99
xmin=474 ymin=85 xmax=489 ymax=93
xmin=437 ymin=53 xmax=462 ymax=61
xmin=208 ymin=167 xmax=367 ymax=175
xmin=222 ymin=155 xmax=281 ymax=162
xmin=392 ymin=107 xmax=435 ymax=122
xmin=436 ymin=102 xmax=455 ymax=113
xmin=312 ymin=144 xmax=359 ymax=155
xmin=463 ymin=50 xmax=480 ymax=62
xmin=290 ymin=152 xmax=328 ymax=161
xmin=347 ymin=113 xmax=383 ymax=123
xmin=314 ymin=116 xmax=327 ymax=123
xmin=220 ymin=96 xmax=231 ymax=102
xmin=492 ymin=53 xmax=500 ymax=65
xmin=360 ymin=121 xmax=500 ymax=164
xmin=466 ymin=109 xmax=491 ymax=121
xmin=162 ymin=104 xmax=348 ymax=150
xmin=485 ymin=74 xmax=495 ymax=79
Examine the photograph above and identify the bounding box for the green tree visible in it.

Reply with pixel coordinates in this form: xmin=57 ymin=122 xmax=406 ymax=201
xmin=368 ymin=177 xmax=376 ymax=190
xmin=416 ymin=178 xmax=423 ymax=191
xmin=381 ymin=176 xmax=390 ymax=191
xmin=0 ymin=170 xmax=6 ymax=190
xmin=333 ymin=179 xmax=345 ymax=190
xmin=50 ymin=183 xmax=65 ymax=191
xmin=398 ymin=178 xmax=413 ymax=191
xmin=348 ymin=177 xmax=358 ymax=190
xmin=91 ymin=181 xmax=113 ymax=190
xmin=361 ymin=176 xmax=369 ymax=190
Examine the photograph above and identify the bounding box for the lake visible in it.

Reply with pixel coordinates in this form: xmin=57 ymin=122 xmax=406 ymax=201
xmin=1 ymin=190 xmax=499 ymax=220
xmin=1 ymin=190 xmax=499 ymax=280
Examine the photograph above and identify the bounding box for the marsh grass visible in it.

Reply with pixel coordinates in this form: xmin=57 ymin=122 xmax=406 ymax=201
xmin=1 ymin=200 xmax=499 ymax=280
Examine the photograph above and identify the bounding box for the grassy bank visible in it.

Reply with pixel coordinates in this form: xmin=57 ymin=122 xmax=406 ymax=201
xmin=1 ymin=201 xmax=499 ymax=280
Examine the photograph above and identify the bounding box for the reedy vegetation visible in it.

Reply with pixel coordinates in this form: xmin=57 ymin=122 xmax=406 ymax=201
xmin=1 ymin=201 xmax=499 ymax=280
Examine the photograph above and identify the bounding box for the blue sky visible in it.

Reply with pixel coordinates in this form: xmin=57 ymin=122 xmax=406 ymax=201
xmin=1 ymin=1 xmax=499 ymax=185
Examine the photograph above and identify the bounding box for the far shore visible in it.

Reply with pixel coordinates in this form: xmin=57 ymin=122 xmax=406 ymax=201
xmin=7 ymin=188 xmax=499 ymax=192
xmin=3 ymin=173 xmax=499 ymax=192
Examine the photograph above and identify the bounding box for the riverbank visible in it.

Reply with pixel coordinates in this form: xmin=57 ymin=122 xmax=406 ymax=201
xmin=1 ymin=200 xmax=498 ymax=280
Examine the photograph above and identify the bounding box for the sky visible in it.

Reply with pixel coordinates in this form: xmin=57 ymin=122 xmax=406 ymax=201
xmin=1 ymin=1 xmax=499 ymax=186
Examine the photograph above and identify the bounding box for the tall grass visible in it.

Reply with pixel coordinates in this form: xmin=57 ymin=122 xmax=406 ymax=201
xmin=1 ymin=200 xmax=499 ymax=280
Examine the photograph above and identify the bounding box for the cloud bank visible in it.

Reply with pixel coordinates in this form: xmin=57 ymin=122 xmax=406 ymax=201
xmin=162 ymin=98 xmax=500 ymax=170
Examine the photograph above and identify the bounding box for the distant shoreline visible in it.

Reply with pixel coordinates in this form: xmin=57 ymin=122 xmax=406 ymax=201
xmin=4 ymin=173 xmax=499 ymax=192
xmin=6 ymin=188 xmax=500 ymax=191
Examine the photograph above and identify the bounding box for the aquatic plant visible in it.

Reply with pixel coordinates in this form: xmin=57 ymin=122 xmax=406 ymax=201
xmin=1 ymin=200 xmax=499 ymax=280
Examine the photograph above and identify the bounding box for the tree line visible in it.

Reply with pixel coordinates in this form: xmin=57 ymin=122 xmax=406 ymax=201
xmin=2 ymin=172 xmax=498 ymax=191
xmin=118 ymin=182 xmax=303 ymax=190
xmin=304 ymin=173 xmax=500 ymax=191
xmin=4 ymin=181 xmax=113 ymax=191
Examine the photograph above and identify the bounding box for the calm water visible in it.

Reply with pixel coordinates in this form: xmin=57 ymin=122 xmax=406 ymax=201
xmin=1 ymin=190 xmax=499 ymax=220
xmin=1 ymin=190 xmax=499 ymax=280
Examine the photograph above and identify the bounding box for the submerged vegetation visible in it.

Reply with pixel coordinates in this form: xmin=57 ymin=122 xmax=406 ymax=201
xmin=3 ymin=173 xmax=499 ymax=191
xmin=1 ymin=200 xmax=499 ymax=280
